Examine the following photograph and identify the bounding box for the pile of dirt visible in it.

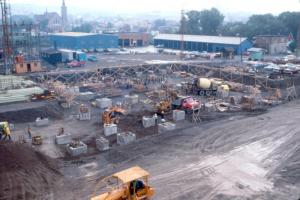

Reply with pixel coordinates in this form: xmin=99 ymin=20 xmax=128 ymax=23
xmin=118 ymin=110 xmax=158 ymax=139
xmin=0 ymin=102 xmax=63 ymax=123
xmin=0 ymin=142 xmax=62 ymax=199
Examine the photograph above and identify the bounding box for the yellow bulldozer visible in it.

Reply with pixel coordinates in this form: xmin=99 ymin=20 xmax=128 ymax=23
xmin=102 ymin=106 xmax=127 ymax=125
xmin=91 ymin=166 xmax=154 ymax=200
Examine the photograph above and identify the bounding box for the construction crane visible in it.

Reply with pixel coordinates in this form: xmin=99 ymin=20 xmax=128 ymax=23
xmin=0 ymin=0 xmax=13 ymax=74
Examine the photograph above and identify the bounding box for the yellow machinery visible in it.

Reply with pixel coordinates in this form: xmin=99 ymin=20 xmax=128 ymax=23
xmin=0 ymin=122 xmax=11 ymax=140
xmin=102 ymin=106 xmax=127 ymax=125
xmin=92 ymin=166 xmax=154 ymax=200
xmin=32 ymin=135 xmax=43 ymax=145
xmin=156 ymin=100 xmax=171 ymax=115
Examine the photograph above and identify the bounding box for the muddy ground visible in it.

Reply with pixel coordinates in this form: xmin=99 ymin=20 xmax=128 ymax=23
xmin=57 ymin=100 xmax=300 ymax=200
xmin=2 ymin=99 xmax=300 ymax=199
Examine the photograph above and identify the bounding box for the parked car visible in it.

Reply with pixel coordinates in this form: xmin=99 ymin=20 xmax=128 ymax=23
xmin=88 ymin=55 xmax=98 ymax=62
xmin=67 ymin=60 xmax=85 ymax=67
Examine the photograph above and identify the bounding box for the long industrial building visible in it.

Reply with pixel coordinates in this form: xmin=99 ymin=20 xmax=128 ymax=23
xmin=49 ymin=32 xmax=119 ymax=50
xmin=154 ymin=34 xmax=252 ymax=55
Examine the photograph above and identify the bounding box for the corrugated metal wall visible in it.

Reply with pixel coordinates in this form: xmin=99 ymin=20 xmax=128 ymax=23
xmin=49 ymin=34 xmax=119 ymax=50
xmin=154 ymin=39 xmax=253 ymax=55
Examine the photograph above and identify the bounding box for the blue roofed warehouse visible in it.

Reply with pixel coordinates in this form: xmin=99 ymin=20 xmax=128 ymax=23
xmin=49 ymin=32 xmax=119 ymax=50
xmin=154 ymin=34 xmax=252 ymax=55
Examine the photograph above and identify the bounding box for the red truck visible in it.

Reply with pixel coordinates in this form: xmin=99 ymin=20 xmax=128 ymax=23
xmin=171 ymin=96 xmax=201 ymax=111
xmin=67 ymin=60 xmax=85 ymax=68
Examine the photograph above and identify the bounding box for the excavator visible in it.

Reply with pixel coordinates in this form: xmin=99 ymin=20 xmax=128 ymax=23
xmin=102 ymin=106 xmax=127 ymax=125
xmin=91 ymin=166 xmax=154 ymax=200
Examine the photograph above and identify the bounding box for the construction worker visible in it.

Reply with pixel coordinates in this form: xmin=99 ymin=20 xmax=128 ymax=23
xmin=58 ymin=127 xmax=64 ymax=135
xmin=27 ymin=124 xmax=32 ymax=139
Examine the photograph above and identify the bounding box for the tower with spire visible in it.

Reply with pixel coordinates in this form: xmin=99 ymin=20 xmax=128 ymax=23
xmin=61 ymin=0 xmax=68 ymax=31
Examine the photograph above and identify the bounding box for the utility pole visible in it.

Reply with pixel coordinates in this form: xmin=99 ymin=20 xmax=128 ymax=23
xmin=0 ymin=0 xmax=13 ymax=74
xmin=180 ymin=9 xmax=185 ymax=60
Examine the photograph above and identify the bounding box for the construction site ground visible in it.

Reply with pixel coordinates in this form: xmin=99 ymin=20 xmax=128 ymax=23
xmin=2 ymin=98 xmax=300 ymax=200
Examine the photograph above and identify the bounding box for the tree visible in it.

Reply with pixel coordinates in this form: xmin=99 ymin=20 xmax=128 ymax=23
xmin=153 ymin=19 xmax=166 ymax=29
xmin=198 ymin=8 xmax=224 ymax=35
xmin=245 ymin=14 xmax=284 ymax=37
xmin=72 ymin=23 xmax=93 ymax=33
xmin=278 ymin=12 xmax=300 ymax=39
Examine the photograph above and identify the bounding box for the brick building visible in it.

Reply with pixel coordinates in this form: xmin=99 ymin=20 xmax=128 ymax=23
xmin=118 ymin=32 xmax=151 ymax=47
xmin=254 ymin=35 xmax=288 ymax=54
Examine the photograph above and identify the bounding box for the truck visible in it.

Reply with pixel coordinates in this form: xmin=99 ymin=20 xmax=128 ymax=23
xmin=188 ymin=78 xmax=229 ymax=96
xmin=171 ymin=96 xmax=201 ymax=111
xmin=67 ymin=60 xmax=85 ymax=68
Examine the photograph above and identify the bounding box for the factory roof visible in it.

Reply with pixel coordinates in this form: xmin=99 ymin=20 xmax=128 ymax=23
xmin=51 ymin=32 xmax=98 ymax=37
xmin=154 ymin=34 xmax=248 ymax=45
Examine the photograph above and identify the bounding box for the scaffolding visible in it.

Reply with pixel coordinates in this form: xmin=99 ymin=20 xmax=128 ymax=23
xmin=0 ymin=0 xmax=13 ymax=74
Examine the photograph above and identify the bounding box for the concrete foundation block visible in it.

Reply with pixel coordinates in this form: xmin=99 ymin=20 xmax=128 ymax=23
xmin=78 ymin=112 xmax=91 ymax=120
xmin=55 ymin=133 xmax=72 ymax=145
xmin=124 ymin=95 xmax=139 ymax=104
xmin=172 ymin=110 xmax=185 ymax=121
xmin=96 ymin=137 xmax=110 ymax=151
xmin=96 ymin=98 xmax=112 ymax=109
xmin=66 ymin=141 xmax=87 ymax=157
xmin=104 ymin=124 xmax=118 ymax=136
xmin=158 ymin=122 xmax=176 ymax=133
xmin=35 ymin=118 xmax=49 ymax=127
xmin=117 ymin=132 xmax=136 ymax=145
xmin=142 ymin=116 xmax=155 ymax=128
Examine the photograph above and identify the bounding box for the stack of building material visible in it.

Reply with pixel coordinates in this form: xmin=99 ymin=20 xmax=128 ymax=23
xmin=0 ymin=87 xmax=44 ymax=104
xmin=96 ymin=98 xmax=112 ymax=109
xmin=117 ymin=132 xmax=136 ymax=145
xmin=96 ymin=137 xmax=109 ymax=151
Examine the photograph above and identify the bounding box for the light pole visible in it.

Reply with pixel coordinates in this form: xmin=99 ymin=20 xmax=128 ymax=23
xmin=237 ymin=33 xmax=242 ymax=62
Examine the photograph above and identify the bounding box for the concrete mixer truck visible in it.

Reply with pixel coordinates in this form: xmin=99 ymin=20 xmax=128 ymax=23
xmin=189 ymin=78 xmax=229 ymax=96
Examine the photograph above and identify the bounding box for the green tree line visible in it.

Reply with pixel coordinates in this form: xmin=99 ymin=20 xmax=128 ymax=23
xmin=180 ymin=8 xmax=300 ymax=40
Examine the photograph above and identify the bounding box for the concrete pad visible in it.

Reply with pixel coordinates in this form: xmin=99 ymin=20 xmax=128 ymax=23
xmin=104 ymin=124 xmax=117 ymax=136
xmin=55 ymin=133 xmax=72 ymax=145
xmin=96 ymin=137 xmax=110 ymax=151
xmin=158 ymin=122 xmax=176 ymax=133
xmin=66 ymin=141 xmax=87 ymax=157
xmin=117 ymin=132 xmax=136 ymax=145
xmin=95 ymin=98 xmax=112 ymax=109
xmin=142 ymin=116 xmax=155 ymax=128
xmin=35 ymin=118 xmax=49 ymax=127
xmin=172 ymin=110 xmax=185 ymax=121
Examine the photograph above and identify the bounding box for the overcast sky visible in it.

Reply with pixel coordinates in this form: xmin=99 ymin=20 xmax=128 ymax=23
xmin=10 ymin=0 xmax=300 ymax=15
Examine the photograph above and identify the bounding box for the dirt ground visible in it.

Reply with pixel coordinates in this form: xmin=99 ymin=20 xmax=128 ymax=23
xmin=57 ymin=100 xmax=300 ymax=200
xmin=2 ymin=98 xmax=300 ymax=199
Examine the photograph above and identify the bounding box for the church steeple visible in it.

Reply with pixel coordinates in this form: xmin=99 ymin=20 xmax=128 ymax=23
xmin=61 ymin=0 xmax=68 ymax=31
